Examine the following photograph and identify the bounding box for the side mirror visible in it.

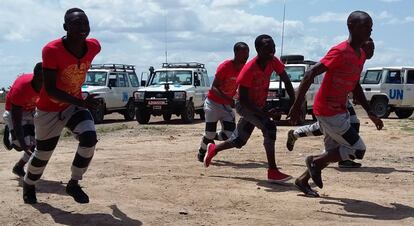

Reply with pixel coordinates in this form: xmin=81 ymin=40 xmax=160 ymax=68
xmin=141 ymin=80 xmax=146 ymax=87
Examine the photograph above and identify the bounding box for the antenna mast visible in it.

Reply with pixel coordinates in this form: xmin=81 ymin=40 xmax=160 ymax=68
xmin=280 ymin=0 xmax=286 ymax=57
xmin=164 ymin=9 xmax=168 ymax=63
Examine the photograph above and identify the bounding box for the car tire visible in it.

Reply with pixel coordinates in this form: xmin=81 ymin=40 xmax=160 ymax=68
xmin=136 ymin=108 xmax=151 ymax=124
xmin=370 ymin=97 xmax=390 ymax=118
xmin=123 ymin=100 xmax=136 ymax=121
xmin=163 ymin=113 xmax=172 ymax=121
xmin=181 ymin=101 xmax=195 ymax=124
xmin=91 ymin=102 xmax=105 ymax=124
xmin=395 ymin=109 xmax=414 ymax=119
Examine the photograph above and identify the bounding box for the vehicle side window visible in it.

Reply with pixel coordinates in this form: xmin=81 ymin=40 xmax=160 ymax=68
xmin=204 ymin=73 xmax=210 ymax=87
xmin=108 ymin=74 xmax=117 ymax=87
xmin=117 ymin=73 xmax=129 ymax=87
xmin=385 ymin=70 xmax=402 ymax=84
xmin=362 ymin=70 xmax=382 ymax=84
xmin=128 ymin=72 xmax=139 ymax=87
xmin=200 ymin=72 xmax=206 ymax=87
xmin=407 ymin=70 xmax=414 ymax=84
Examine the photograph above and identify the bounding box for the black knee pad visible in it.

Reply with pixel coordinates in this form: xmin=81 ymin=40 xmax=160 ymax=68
xmin=351 ymin=123 xmax=360 ymax=133
xmin=37 ymin=136 xmax=60 ymax=151
xmin=79 ymin=131 xmax=98 ymax=148
xmin=354 ymin=149 xmax=365 ymax=160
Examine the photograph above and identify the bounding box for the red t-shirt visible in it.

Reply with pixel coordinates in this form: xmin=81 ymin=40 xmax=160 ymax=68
xmin=207 ymin=60 xmax=242 ymax=105
xmin=313 ymin=41 xmax=366 ymax=116
xmin=37 ymin=38 xmax=101 ymax=111
xmin=5 ymin=74 xmax=39 ymax=111
xmin=236 ymin=56 xmax=285 ymax=108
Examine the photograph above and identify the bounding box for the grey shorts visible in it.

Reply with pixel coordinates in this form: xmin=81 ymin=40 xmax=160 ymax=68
xmin=316 ymin=112 xmax=366 ymax=161
xmin=204 ymin=97 xmax=235 ymax=123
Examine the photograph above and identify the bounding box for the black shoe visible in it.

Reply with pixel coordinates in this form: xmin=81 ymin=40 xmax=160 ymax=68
xmin=305 ymin=156 xmax=323 ymax=189
xmin=66 ymin=180 xmax=89 ymax=204
xmin=12 ymin=164 xmax=25 ymax=177
xmin=286 ymin=130 xmax=297 ymax=151
xmin=23 ymin=182 xmax=37 ymax=204
xmin=338 ymin=160 xmax=362 ymax=168
xmin=294 ymin=178 xmax=319 ymax=198
xmin=197 ymin=148 xmax=206 ymax=162
xmin=3 ymin=125 xmax=12 ymax=150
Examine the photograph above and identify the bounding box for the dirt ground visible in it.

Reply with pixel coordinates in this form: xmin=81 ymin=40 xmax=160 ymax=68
xmin=0 ymin=103 xmax=413 ymax=226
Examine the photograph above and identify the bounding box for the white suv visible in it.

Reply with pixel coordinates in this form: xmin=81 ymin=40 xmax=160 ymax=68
xmin=266 ymin=55 xmax=322 ymax=124
xmin=82 ymin=64 xmax=140 ymax=123
xmin=134 ymin=62 xmax=210 ymax=124
xmin=361 ymin=66 xmax=414 ymax=118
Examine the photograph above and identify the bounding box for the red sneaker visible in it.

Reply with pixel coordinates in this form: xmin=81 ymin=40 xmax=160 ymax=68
xmin=203 ymin=143 xmax=216 ymax=168
xmin=267 ymin=169 xmax=292 ymax=182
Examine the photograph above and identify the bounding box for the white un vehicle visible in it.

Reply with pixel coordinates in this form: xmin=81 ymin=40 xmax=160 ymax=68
xmin=361 ymin=66 xmax=414 ymax=118
xmin=266 ymin=55 xmax=322 ymax=124
xmin=82 ymin=64 xmax=140 ymax=123
xmin=134 ymin=62 xmax=210 ymax=124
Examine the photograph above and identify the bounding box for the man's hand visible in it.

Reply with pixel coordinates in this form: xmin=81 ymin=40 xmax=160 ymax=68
xmin=267 ymin=108 xmax=282 ymax=121
xmin=368 ymin=112 xmax=384 ymax=130
xmin=287 ymin=104 xmax=303 ymax=125
xmin=83 ymin=94 xmax=100 ymax=110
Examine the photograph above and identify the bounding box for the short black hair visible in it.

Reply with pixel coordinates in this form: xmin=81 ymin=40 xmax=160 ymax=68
xmin=233 ymin=42 xmax=249 ymax=53
xmin=347 ymin=11 xmax=371 ymax=29
xmin=255 ymin=34 xmax=273 ymax=50
xmin=33 ymin=62 xmax=42 ymax=76
xmin=64 ymin=8 xmax=85 ymax=23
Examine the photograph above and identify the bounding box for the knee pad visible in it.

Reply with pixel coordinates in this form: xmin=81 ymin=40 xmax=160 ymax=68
xmin=79 ymin=131 xmax=98 ymax=148
xmin=354 ymin=149 xmax=365 ymax=160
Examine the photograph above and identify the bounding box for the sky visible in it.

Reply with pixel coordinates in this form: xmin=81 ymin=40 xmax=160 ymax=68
xmin=1 ymin=0 xmax=413 ymax=88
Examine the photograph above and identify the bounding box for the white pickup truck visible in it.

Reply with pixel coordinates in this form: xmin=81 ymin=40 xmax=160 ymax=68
xmin=82 ymin=64 xmax=140 ymax=123
xmin=361 ymin=66 xmax=414 ymax=118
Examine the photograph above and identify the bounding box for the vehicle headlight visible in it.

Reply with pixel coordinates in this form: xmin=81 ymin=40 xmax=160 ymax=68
xmin=134 ymin=91 xmax=145 ymax=101
xmin=174 ymin=91 xmax=186 ymax=100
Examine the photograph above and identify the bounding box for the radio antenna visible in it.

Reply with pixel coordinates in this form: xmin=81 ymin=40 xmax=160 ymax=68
xmin=280 ymin=0 xmax=286 ymax=57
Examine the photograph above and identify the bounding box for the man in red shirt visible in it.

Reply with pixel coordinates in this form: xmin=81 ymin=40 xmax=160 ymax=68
xmin=23 ymin=8 xmax=101 ymax=204
xmin=203 ymin=34 xmax=295 ymax=182
xmin=289 ymin=11 xmax=383 ymax=197
xmin=197 ymin=42 xmax=249 ymax=162
xmin=286 ymin=38 xmax=375 ymax=170
xmin=2 ymin=63 xmax=42 ymax=177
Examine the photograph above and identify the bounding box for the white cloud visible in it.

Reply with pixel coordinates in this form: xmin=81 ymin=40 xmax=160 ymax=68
xmin=309 ymin=12 xmax=348 ymax=23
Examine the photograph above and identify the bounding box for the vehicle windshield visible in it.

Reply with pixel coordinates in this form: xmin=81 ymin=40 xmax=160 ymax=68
xmin=149 ymin=70 xmax=192 ymax=86
xmin=270 ymin=66 xmax=305 ymax=82
xmin=85 ymin=72 xmax=107 ymax=86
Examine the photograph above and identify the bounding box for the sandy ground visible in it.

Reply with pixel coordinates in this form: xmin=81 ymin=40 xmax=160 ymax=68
xmin=0 ymin=103 xmax=413 ymax=226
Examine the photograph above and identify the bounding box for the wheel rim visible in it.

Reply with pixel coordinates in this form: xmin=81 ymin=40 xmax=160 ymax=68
xmin=374 ymin=102 xmax=387 ymax=116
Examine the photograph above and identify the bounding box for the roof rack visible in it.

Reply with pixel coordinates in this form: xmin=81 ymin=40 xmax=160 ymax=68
xmin=162 ymin=62 xmax=205 ymax=69
xmin=90 ymin=64 xmax=135 ymax=72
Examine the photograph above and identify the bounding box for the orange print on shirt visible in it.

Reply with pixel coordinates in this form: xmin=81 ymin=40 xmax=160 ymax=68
xmin=60 ymin=62 xmax=90 ymax=95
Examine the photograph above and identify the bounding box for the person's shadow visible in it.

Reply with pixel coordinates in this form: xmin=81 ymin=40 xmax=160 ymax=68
xmin=32 ymin=203 xmax=142 ymax=226
xmin=12 ymin=178 xmax=68 ymax=196
xmin=332 ymin=166 xmax=414 ymax=174
xmin=209 ymin=175 xmax=297 ymax=193
xmin=210 ymin=159 xmax=268 ymax=169
xmin=319 ymin=197 xmax=414 ymax=220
